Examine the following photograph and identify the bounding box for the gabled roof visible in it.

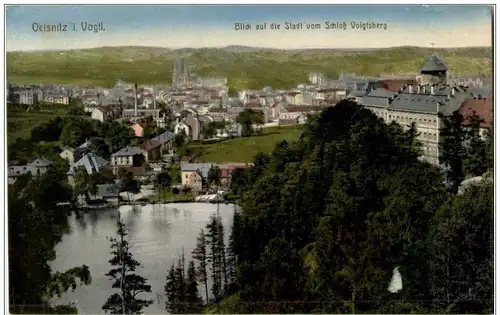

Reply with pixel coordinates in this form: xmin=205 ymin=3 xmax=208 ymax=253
xmin=28 ymin=158 xmax=52 ymax=168
xmin=420 ymin=55 xmax=449 ymax=72
xmin=140 ymin=139 xmax=162 ymax=152
xmin=152 ymin=131 xmax=175 ymax=144
xmin=111 ymin=146 xmax=146 ymax=157
xmin=69 ymin=153 xmax=109 ymax=175
xmin=366 ymin=88 xmax=399 ymax=99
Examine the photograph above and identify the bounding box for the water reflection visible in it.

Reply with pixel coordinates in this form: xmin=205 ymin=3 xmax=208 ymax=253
xmin=51 ymin=203 xmax=235 ymax=314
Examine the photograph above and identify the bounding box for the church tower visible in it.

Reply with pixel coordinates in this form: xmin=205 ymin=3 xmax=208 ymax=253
xmin=183 ymin=59 xmax=191 ymax=87
xmin=172 ymin=56 xmax=181 ymax=88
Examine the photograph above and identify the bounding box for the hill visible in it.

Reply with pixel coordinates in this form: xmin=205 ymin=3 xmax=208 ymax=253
xmin=6 ymin=46 xmax=492 ymax=91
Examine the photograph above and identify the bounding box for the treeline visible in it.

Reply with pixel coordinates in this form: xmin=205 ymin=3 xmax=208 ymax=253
xmin=162 ymin=100 xmax=493 ymax=314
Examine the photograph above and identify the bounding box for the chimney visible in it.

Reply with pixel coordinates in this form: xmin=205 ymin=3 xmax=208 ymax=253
xmin=431 ymin=86 xmax=434 ymax=95
xmin=134 ymin=84 xmax=138 ymax=117
xmin=436 ymin=101 xmax=440 ymax=113
xmin=409 ymin=85 xmax=413 ymax=93
xmin=153 ymin=84 xmax=157 ymax=110
xmin=417 ymin=85 xmax=421 ymax=94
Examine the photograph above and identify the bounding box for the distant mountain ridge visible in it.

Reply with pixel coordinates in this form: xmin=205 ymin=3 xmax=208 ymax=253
xmin=6 ymin=45 xmax=492 ymax=90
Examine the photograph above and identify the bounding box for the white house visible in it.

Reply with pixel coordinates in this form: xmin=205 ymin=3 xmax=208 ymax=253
xmin=174 ymin=121 xmax=190 ymax=136
xmin=60 ymin=147 xmax=75 ymax=165
xmin=110 ymin=146 xmax=148 ymax=174
xmin=91 ymin=108 xmax=106 ymax=122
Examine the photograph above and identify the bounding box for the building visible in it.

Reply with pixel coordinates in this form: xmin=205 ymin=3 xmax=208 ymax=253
xmin=91 ymin=107 xmax=113 ymax=122
xmin=8 ymin=158 xmax=52 ymax=184
xmin=130 ymin=123 xmax=145 ymax=137
xmin=60 ymin=147 xmax=75 ymax=165
xmin=151 ymin=131 xmax=175 ymax=155
xmin=358 ymin=55 xmax=471 ymax=166
xmin=67 ymin=153 xmax=110 ymax=186
xmin=180 ymin=162 xmax=215 ymax=191
xmin=44 ymin=94 xmax=70 ymax=105
xmin=74 ymin=140 xmax=93 ymax=162
xmin=458 ymin=97 xmax=493 ymax=140
xmin=19 ymin=90 xmax=39 ymax=105
xmin=309 ymin=72 xmax=329 ymax=86
xmin=122 ymin=108 xmax=161 ymax=120
xmin=110 ymin=146 xmax=148 ymax=173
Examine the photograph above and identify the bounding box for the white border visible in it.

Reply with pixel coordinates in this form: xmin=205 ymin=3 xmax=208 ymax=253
xmin=1 ymin=2 xmax=497 ymax=315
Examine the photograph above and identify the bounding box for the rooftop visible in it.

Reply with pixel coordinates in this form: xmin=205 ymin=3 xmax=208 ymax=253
xmin=420 ymin=55 xmax=449 ymax=72
xmin=111 ymin=146 xmax=147 ymax=157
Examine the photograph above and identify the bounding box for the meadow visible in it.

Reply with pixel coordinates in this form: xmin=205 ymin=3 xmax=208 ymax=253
xmin=189 ymin=125 xmax=303 ymax=164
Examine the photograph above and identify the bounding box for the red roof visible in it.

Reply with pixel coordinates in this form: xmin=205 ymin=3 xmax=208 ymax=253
xmin=459 ymin=98 xmax=493 ymax=128
xmin=139 ymin=139 xmax=162 ymax=152
xmin=286 ymin=105 xmax=320 ymax=113
xmin=172 ymin=92 xmax=187 ymax=96
xmin=317 ymin=88 xmax=344 ymax=93
xmin=287 ymin=91 xmax=301 ymax=96
xmin=381 ymin=79 xmax=416 ymax=92
xmin=191 ymin=100 xmax=209 ymax=105
xmin=245 ymin=102 xmax=261 ymax=109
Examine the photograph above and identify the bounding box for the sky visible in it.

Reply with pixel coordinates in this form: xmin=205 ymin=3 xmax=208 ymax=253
xmin=5 ymin=5 xmax=493 ymax=51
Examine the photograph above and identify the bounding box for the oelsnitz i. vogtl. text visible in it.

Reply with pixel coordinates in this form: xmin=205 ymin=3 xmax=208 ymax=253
xmin=234 ymin=21 xmax=388 ymax=31
xmin=32 ymin=22 xmax=106 ymax=33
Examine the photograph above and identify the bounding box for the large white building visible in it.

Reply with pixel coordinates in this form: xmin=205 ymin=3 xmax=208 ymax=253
xmin=358 ymin=55 xmax=473 ymax=166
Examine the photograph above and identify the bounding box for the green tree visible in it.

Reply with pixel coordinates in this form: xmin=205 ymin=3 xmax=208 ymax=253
xmin=439 ymin=111 xmax=467 ymax=192
xmin=102 ymin=213 xmax=153 ymax=314
xmin=207 ymin=165 xmax=222 ymax=188
xmin=9 ymin=165 xmax=91 ymax=314
xmin=236 ymin=109 xmax=265 ymax=137
xmin=120 ymin=171 xmax=140 ymax=202
xmin=192 ymin=229 xmax=210 ymax=303
xmin=463 ymin=113 xmax=489 ymax=177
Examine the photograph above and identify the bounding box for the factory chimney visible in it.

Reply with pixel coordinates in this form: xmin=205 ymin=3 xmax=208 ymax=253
xmin=134 ymin=83 xmax=138 ymax=118
xmin=153 ymin=84 xmax=157 ymax=110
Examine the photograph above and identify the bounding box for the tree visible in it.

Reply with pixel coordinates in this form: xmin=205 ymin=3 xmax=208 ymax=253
xmin=439 ymin=111 xmax=467 ymax=192
xmin=462 ymin=113 xmax=489 ymax=177
xmin=229 ymin=168 xmax=247 ymax=195
xmin=156 ymin=171 xmax=172 ymax=191
xmin=192 ymin=230 xmax=209 ymax=303
xmin=185 ymin=261 xmax=203 ymax=313
xmin=207 ymin=165 xmax=221 ymax=188
xmin=9 ymin=164 xmax=91 ymax=314
xmin=102 ymin=213 xmax=153 ymax=314
xmin=120 ymin=171 xmax=140 ymax=202
xmin=236 ymin=109 xmax=265 ymax=137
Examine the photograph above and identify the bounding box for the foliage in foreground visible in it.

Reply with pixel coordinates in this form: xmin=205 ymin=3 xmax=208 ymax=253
xmin=165 ymin=100 xmax=493 ymax=314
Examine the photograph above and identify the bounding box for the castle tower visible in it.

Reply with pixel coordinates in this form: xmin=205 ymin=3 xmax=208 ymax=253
xmin=418 ymin=55 xmax=448 ymax=86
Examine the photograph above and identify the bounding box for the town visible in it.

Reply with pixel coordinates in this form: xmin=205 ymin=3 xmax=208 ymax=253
xmin=7 ymin=51 xmax=494 ymax=315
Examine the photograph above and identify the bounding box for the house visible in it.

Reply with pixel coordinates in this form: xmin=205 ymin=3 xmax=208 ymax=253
xmin=8 ymin=158 xmax=53 ymax=184
xmin=130 ymin=123 xmax=144 ymax=137
xmin=67 ymin=153 xmax=110 ymax=186
xmin=180 ymin=162 xmax=215 ymax=191
xmin=279 ymin=105 xmax=320 ymax=125
xmin=44 ymin=93 xmax=70 ymax=105
xmin=174 ymin=121 xmax=191 ymax=137
xmin=218 ymin=163 xmax=251 ymax=185
xmin=94 ymin=184 xmax=120 ymax=205
xmin=284 ymin=91 xmax=302 ymax=105
xmin=60 ymin=147 xmax=75 ymax=165
xmin=139 ymin=139 xmax=163 ymax=161
xmin=183 ymin=116 xmax=202 ymax=140
xmin=110 ymin=146 xmax=148 ymax=174
xmin=91 ymin=106 xmax=114 ymax=122
xmin=74 ymin=140 xmax=93 ymax=162
xmin=151 ymin=131 xmax=175 ymax=155
xmin=458 ymin=97 xmax=493 ymax=140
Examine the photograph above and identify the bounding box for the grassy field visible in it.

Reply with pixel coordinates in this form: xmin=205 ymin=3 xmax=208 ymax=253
xmin=7 ymin=46 xmax=492 ymax=92
xmin=149 ymin=187 xmax=195 ymax=202
xmin=7 ymin=105 xmax=70 ymax=144
xmin=190 ymin=125 xmax=303 ymax=164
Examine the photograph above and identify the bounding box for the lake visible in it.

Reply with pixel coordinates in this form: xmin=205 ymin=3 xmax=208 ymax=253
xmin=50 ymin=202 xmax=236 ymax=314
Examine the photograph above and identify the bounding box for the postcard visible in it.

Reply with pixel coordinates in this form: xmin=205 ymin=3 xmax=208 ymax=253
xmin=6 ymin=4 xmax=494 ymax=315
